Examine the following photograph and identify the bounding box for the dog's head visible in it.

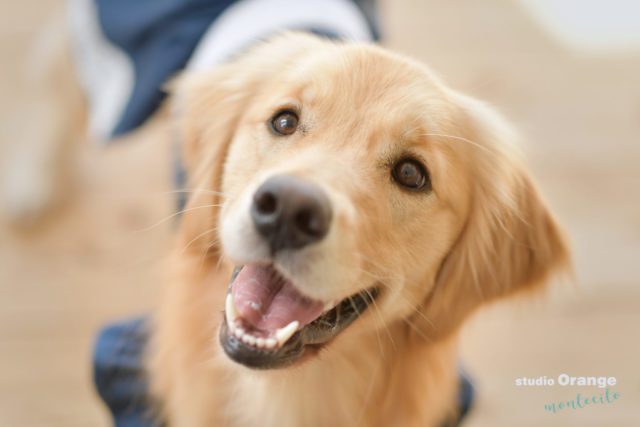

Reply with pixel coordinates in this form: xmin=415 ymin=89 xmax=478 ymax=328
xmin=174 ymin=33 xmax=569 ymax=369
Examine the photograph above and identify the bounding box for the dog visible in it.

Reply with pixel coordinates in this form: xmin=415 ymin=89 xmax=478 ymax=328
xmin=6 ymin=2 xmax=569 ymax=426
xmin=146 ymin=33 xmax=570 ymax=426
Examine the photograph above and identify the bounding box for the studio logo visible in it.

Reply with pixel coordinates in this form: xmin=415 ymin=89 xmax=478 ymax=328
xmin=543 ymin=388 xmax=620 ymax=413
xmin=514 ymin=373 xmax=620 ymax=413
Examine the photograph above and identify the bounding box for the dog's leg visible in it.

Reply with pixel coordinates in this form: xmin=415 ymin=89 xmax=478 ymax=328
xmin=1 ymin=16 xmax=85 ymax=226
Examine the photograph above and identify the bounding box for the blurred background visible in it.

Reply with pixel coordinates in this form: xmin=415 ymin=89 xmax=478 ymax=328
xmin=0 ymin=0 xmax=639 ymax=425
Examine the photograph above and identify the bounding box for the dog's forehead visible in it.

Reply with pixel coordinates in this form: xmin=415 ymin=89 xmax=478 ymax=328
xmin=304 ymin=48 xmax=445 ymax=109
xmin=274 ymin=46 xmax=456 ymax=146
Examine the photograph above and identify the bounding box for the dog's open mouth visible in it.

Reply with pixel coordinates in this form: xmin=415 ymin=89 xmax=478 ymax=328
xmin=219 ymin=264 xmax=378 ymax=369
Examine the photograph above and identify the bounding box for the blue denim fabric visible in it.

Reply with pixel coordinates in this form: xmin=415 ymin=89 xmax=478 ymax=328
xmin=458 ymin=367 xmax=474 ymax=422
xmin=93 ymin=318 xmax=161 ymax=427
xmin=95 ymin=0 xmax=237 ymax=138
xmin=93 ymin=0 xmax=380 ymax=139
xmin=93 ymin=317 xmax=473 ymax=427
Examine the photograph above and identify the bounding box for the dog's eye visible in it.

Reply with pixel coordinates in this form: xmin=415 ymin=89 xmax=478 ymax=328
xmin=270 ymin=110 xmax=299 ymax=135
xmin=392 ymin=158 xmax=430 ymax=190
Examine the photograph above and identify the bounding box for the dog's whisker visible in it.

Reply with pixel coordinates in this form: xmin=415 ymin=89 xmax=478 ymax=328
xmin=354 ymin=253 xmax=436 ymax=330
xmin=133 ymin=203 xmax=224 ymax=233
xmin=356 ymin=356 xmax=381 ymax=427
xmin=371 ymin=317 xmax=386 ymax=362
xmin=353 ymin=264 xmax=399 ymax=293
xmin=354 ymin=262 xmax=437 ymax=333
xmin=356 ymin=252 xmax=403 ymax=282
xmin=163 ymin=188 xmax=229 ymax=198
xmin=340 ymin=256 xmax=398 ymax=344
xmin=364 ymin=287 xmax=397 ymax=351
xmin=405 ymin=302 xmax=436 ymax=330
xmin=197 ymin=237 xmax=222 ymax=269
xmin=181 ymin=227 xmax=219 ymax=253
xmin=403 ymin=317 xmax=434 ymax=344
xmin=421 ymin=132 xmax=495 ymax=156
xmin=341 ymin=273 xmax=389 ymax=365
xmin=352 ymin=256 xmax=399 ymax=284
xmin=214 ymin=246 xmax=226 ymax=271
xmin=365 ymin=295 xmax=388 ymax=359
xmin=348 ymin=296 xmax=360 ymax=316
xmin=358 ymin=269 xmax=398 ymax=290
xmin=125 ymin=188 xmax=229 ymax=199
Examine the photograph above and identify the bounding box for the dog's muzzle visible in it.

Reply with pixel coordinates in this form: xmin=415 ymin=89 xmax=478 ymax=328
xmin=219 ymin=175 xmax=377 ymax=369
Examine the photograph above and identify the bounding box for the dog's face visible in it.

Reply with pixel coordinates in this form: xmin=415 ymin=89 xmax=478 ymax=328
xmin=176 ymin=34 xmax=568 ymax=369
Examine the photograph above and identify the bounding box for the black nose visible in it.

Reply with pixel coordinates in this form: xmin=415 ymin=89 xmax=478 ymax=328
xmin=251 ymin=175 xmax=332 ymax=252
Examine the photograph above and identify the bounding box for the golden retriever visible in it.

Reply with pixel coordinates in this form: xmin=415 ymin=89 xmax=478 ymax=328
xmin=148 ymin=33 xmax=570 ymax=427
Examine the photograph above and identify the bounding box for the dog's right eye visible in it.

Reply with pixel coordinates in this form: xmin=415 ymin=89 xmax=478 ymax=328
xmin=270 ymin=110 xmax=299 ymax=136
xmin=392 ymin=158 xmax=430 ymax=191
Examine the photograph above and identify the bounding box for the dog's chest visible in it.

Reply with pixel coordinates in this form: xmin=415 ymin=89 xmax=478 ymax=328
xmin=224 ymin=360 xmax=383 ymax=427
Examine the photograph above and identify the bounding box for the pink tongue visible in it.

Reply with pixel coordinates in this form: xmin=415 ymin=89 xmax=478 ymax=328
xmin=231 ymin=264 xmax=326 ymax=331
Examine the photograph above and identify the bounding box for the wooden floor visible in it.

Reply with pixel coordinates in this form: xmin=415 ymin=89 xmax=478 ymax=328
xmin=1 ymin=1 xmax=639 ymax=425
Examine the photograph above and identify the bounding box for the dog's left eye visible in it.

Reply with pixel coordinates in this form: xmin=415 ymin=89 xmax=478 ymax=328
xmin=392 ymin=158 xmax=430 ymax=190
xmin=270 ymin=110 xmax=299 ymax=135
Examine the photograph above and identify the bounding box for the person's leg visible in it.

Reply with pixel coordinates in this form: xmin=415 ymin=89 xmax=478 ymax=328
xmin=1 ymin=14 xmax=86 ymax=225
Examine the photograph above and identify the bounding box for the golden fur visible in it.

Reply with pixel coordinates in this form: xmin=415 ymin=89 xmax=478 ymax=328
xmin=149 ymin=33 xmax=569 ymax=427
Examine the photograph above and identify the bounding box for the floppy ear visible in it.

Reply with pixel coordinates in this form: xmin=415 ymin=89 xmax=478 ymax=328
xmin=171 ymin=67 xmax=252 ymax=255
xmin=172 ymin=33 xmax=328 ymax=254
xmin=418 ymin=99 xmax=571 ymax=339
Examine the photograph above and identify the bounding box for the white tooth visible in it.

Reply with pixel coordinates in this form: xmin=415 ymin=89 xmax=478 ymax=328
xmin=265 ymin=338 xmax=277 ymax=349
xmin=275 ymin=321 xmax=299 ymax=346
xmin=226 ymin=294 xmax=241 ymax=326
xmin=247 ymin=335 xmax=257 ymax=346
xmin=234 ymin=328 xmax=245 ymax=339
xmin=242 ymin=335 xmax=252 ymax=345
xmin=256 ymin=338 xmax=265 ymax=348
